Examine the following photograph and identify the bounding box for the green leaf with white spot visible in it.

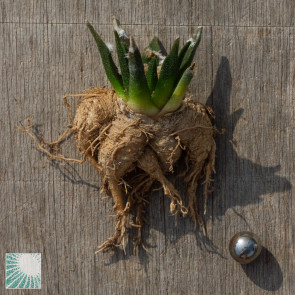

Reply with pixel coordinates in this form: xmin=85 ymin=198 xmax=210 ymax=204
xmin=142 ymin=37 xmax=162 ymax=65
xmin=151 ymin=38 xmax=180 ymax=109
xmin=86 ymin=21 xmax=126 ymax=100
xmin=178 ymin=41 xmax=191 ymax=68
xmin=114 ymin=31 xmax=129 ymax=94
xmin=178 ymin=27 xmax=202 ymax=79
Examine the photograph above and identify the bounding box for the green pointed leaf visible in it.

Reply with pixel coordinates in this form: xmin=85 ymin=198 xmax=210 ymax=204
xmin=178 ymin=41 xmax=191 ymax=67
xmin=86 ymin=21 xmax=126 ymax=100
xmin=145 ymin=57 xmax=158 ymax=92
xmin=147 ymin=37 xmax=162 ymax=52
xmin=128 ymin=36 xmax=159 ymax=116
xmin=142 ymin=55 xmax=150 ymax=65
xmin=114 ymin=31 xmax=129 ymax=95
xmin=142 ymin=37 xmax=162 ymax=65
xmin=112 ymin=16 xmax=129 ymax=45
xmin=151 ymin=38 xmax=180 ymax=109
xmin=160 ymin=63 xmax=195 ymax=115
xmin=178 ymin=27 xmax=202 ymax=79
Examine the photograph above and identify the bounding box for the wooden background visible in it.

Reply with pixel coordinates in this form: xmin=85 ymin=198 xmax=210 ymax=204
xmin=1 ymin=1 xmax=294 ymax=294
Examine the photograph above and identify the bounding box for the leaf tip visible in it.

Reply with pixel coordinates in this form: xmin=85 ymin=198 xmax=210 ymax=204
xmin=112 ymin=15 xmax=120 ymax=30
xmin=190 ymin=62 xmax=196 ymax=70
xmin=129 ymin=35 xmax=136 ymax=52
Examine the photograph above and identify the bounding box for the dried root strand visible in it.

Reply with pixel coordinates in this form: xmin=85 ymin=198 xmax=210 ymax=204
xmin=16 ymin=117 xmax=86 ymax=164
xmin=202 ymin=141 xmax=216 ymax=215
xmin=96 ymin=210 xmax=129 ymax=253
xmin=97 ymin=173 xmax=153 ymax=254
xmin=64 ymin=86 xmax=110 ymax=101
xmin=170 ymin=124 xmax=214 ymax=136
xmin=167 ymin=135 xmax=185 ymax=173
xmin=130 ymin=176 xmax=153 ymax=254
xmin=137 ymin=148 xmax=188 ymax=216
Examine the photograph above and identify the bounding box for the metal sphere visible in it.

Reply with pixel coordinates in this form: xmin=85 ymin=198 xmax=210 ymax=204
xmin=229 ymin=231 xmax=262 ymax=264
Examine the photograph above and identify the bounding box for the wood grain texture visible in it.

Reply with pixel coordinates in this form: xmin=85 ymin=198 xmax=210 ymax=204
xmin=0 ymin=1 xmax=294 ymax=294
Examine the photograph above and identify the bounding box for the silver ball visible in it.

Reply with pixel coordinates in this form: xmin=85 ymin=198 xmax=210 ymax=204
xmin=229 ymin=231 xmax=262 ymax=264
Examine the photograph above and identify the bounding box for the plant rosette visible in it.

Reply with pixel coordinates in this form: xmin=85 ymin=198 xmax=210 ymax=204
xmin=19 ymin=17 xmax=217 ymax=254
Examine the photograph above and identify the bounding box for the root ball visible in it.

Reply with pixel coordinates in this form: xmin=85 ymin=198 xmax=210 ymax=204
xmin=72 ymin=88 xmax=216 ymax=252
xmin=20 ymin=87 xmax=216 ymax=253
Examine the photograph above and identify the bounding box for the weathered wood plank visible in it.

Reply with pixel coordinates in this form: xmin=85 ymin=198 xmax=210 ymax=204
xmin=211 ymin=26 xmax=294 ymax=295
xmin=1 ymin=0 xmax=294 ymax=26
xmin=0 ymin=1 xmax=294 ymax=294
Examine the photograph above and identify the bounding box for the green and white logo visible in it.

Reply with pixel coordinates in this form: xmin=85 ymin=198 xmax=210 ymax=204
xmin=6 ymin=253 xmax=41 ymax=289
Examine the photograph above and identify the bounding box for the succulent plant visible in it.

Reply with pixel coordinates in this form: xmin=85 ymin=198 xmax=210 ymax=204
xmin=21 ymin=18 xmax=216 ymax=253
xmin=86 ymin=18 xmax=202 ymax=117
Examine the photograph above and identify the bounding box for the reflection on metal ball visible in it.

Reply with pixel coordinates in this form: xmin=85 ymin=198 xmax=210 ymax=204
xmin=229 ymin=231 xmax=262 ymax=264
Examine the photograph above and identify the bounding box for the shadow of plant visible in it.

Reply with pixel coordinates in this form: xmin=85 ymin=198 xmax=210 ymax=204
xmin=209 ymin=56 xmax=291 ymax=219
xmin=124 ymin=56 xmax=291 ymax=264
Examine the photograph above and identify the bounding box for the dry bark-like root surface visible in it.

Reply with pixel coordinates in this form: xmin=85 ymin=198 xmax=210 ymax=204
xmin=19 ymin=87 xmax=217 ymax=253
